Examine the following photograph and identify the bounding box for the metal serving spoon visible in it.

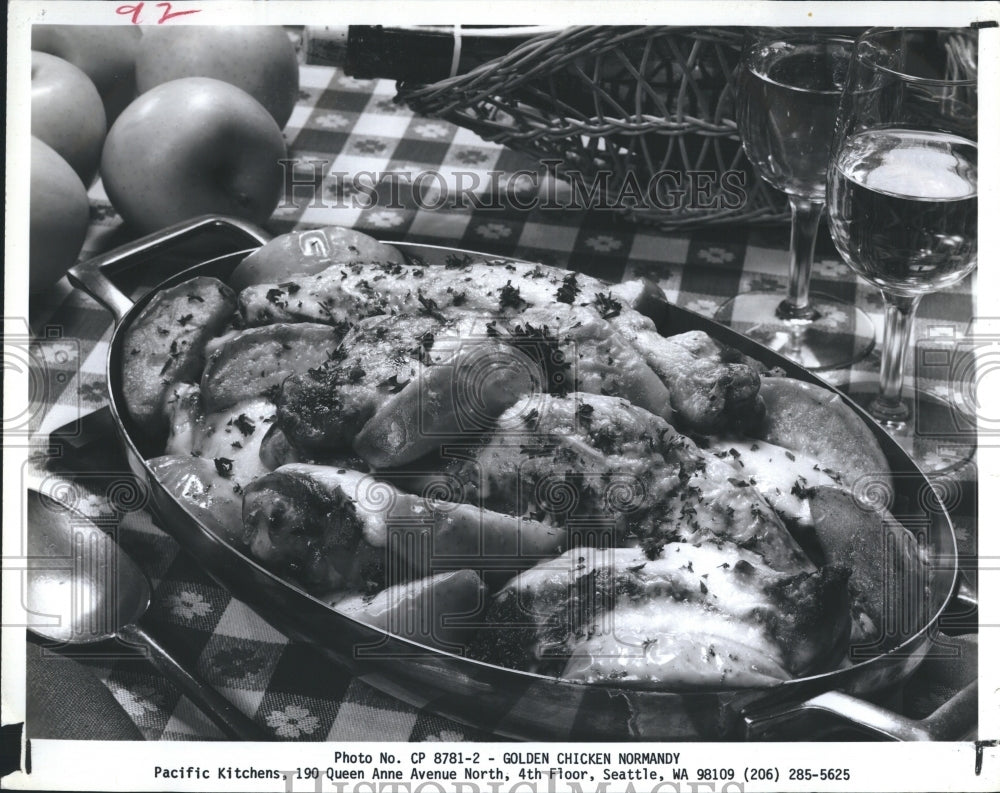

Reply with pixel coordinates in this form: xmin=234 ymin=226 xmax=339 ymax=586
xmin=25 ymin=488 xmax=264 ymax=740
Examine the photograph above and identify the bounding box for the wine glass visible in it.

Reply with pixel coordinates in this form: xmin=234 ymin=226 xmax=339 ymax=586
xmin=827 ymin=27 xmax=977 ymax=471
xmin=715 ymin=31 xmax=876 ymax=370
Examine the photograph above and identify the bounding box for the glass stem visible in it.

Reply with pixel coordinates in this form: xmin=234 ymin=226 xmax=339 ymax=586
xmin=871 ymin=291 xmax=923 ymax=426
xmin=778 ymin=196 xmax=824 ymax=321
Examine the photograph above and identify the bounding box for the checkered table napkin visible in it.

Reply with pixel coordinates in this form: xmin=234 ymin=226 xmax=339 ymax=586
xmin=24 ymin=65 xmax=977 ymax=741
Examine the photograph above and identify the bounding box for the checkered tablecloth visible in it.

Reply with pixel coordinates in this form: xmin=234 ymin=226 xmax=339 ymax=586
xmin=24 ymin=65 xmax=978 ymax=742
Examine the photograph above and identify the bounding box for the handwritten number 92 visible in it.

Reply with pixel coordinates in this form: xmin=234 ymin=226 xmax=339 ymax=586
xmin=116 ymin=2 xmax=201 ymax=24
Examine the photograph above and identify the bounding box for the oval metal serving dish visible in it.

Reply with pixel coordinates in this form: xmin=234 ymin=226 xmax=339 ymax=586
xmin=69 ymin=216 xmax=967 ymax=741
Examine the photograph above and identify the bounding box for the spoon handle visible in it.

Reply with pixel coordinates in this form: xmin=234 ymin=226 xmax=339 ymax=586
xmin=119 ymin=623 xmax=266 ymax=741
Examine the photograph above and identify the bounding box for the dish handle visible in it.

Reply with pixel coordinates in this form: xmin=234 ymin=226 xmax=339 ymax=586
xmin=744 ymin=575 xmax=979 ymax=741
xmin=743 ymin=680 xmax=977 ymax=741
xmin=67 ymin=214 xmax=271 ymax=324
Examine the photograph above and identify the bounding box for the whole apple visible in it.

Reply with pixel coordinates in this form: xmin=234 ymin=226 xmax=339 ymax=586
xmin=229 ymin=227 xmax=406 ymax=291
xmin=31 ymin=25 xmax=142 ymax=124
xmin=31 ymin=51 xmax=107 ymax=185
xmin=136 ymin=26 xmax=299 ymax=128
xmin=30 ymin=137 xmax=91 ymax=294
xmin=101 ymin=77 xmax=287 ymax=234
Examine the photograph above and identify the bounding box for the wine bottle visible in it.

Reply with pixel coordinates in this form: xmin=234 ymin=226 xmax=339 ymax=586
xmin=303 ymin=25 xmax=716 ymax=133
xmin=304 ymin=25 xmax=562 ymax=82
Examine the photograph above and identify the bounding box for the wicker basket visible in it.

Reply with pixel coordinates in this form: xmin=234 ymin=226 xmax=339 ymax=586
xmin=395 ymin=26 xmax=790 ymax=229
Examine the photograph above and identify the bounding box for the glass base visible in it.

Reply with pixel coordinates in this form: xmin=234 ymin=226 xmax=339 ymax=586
xmin=844 ymin=383 xmax=977 ymax=476
xmin=714 ymin=291 xmax=876 ymax=370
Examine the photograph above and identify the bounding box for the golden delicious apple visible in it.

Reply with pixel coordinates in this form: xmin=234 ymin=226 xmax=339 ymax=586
xmin=101 ymin=77 xmax=287 ymax=234
xmin=31 ymin=25 xmax=142 ymax=124
xmin=136 ymin=26 xmax=299 ymax=128
xmin=31 ymin=51 xmax=107 ymax=185
xmin=30 ymin=137 xmax=91 ymax=293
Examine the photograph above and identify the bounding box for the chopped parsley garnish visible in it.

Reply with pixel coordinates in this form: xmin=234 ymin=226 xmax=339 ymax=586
xmin=159 ymin=340 xmax=182 ymax=374
xmin=593 ymin=291 xmax=622 ymax=319
xmin=233 ymin=413 xmax=256 ymax=436
xmin=326 ymin=346 xmax=348 ymax=364
xmin=506 ymin=323 xmax=571 ymax=397
xmin=590 ymin=426 xmax=619 ymax=456
xmin=498 ymin=280 xmax=528 ymax=311
xmin=555 ymin=272 xmax=580 ymax=304
xmin=791 ymin=477 xmax=813 ymax=499
xmin=444 ymin=253 xmax=474 ymax=270
xmin=417 ymin=291 xmax=445 ymax=321
xmin=214 ymin=457 xmax=234 ymax=477
xmin=821 ymin=467 xmax=844 ymax=484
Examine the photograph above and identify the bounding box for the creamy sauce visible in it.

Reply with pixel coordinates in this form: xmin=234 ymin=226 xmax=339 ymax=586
xmin=166 ymin=392 xmax=276 ymax=489
xmin=709 ymin=438 xmax=844 ymax=525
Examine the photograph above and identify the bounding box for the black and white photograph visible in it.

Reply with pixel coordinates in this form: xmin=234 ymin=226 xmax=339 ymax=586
xmin=2 ymin=1 xmax=998 ymax=791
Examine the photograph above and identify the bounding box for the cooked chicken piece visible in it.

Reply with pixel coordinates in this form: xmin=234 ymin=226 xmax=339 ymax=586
xmin=508 ymin=304 xmax=673 ymax=421
xmin=278 ymin=313 xmax=440 ymax=451
xmin=242 ymin=464 xmax=565 ymax=594
xmin=472 ymin=393 xmax=812 ymax=573
xmin=628 ymin=329 xmax=764 ymax=432
xmin=239 ymin=257 xmax=761 ymax=431
xmin=473 ymin=544 xmax=850 ymax=687
xmin=277 ymin=303 xmax=672 ymax=459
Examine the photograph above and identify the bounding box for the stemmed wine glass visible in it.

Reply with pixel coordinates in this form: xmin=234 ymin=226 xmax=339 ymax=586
xmin=827 ymin=28 xmax=978 ymax=471
xmin=716 ymin=31 xmax=876 ymax=369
